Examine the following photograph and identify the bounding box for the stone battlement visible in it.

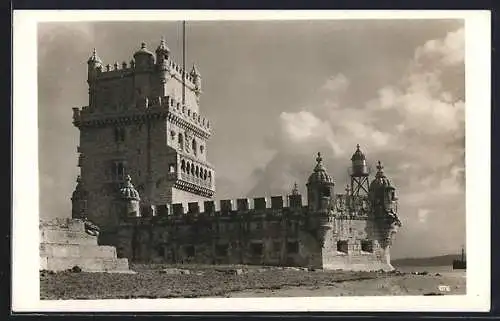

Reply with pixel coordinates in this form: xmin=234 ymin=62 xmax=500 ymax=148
xmin=72 ymin=95 xmax=211 ymax=134
xmin=89 ymin=49 xmax=199 ymax=91
xmin=123 ymin=194 xmax=375 ymax=221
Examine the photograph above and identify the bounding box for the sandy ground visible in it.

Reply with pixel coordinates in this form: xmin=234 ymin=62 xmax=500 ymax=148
xmin=40 ymin=265 xmax=465 ymax=299
xmin=224 ymin=272 xmax=466 ymax=297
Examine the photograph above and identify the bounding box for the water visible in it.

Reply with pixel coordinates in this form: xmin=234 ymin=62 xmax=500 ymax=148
xmin=394 ymin=265 xmax=466 ymax=278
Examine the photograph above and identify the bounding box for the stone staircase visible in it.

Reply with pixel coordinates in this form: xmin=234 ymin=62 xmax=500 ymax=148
xmin=39 ymin=218 xmax=132 ymax=273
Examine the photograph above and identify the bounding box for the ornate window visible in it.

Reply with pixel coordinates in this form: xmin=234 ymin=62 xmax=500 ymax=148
xmin=114 ymin=127 xmax=126 ymax=143
xmin=200 ymin=145 xmax=204 ymax=154
xmin=178 ymin=133 xmax=184 ymax=150
xmin=192 ymin=139 xmax=197 ymax=156
xmin=112 ymin=161 xmax=127 ymax=181
xmin=181 ymin=159 xmax=186 ymax=172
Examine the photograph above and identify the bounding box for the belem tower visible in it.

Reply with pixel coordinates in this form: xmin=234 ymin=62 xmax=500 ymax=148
xmin=69 ymin=39 xmax=402 ymax=271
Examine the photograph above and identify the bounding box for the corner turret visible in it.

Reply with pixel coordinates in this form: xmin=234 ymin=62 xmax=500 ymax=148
xmin=368 ymin=160 xmax=401 ymax=270
xmin=155 ymin=37 xmax=171 ymax=63
xmin=87 ymin=48 xmax=102 ymax=82
xmin=118 ymin=175 xmax=141 ymax=217
xmin=306 ymin=152 xmax=335 ymax=212
xmin=133 ymin=42 xmax=155 ymax=69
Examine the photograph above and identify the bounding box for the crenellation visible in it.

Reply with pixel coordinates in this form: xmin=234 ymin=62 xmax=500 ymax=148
xmin=253 ymin=197 xmax=267 ymax=210
xmin=271 ymin=196 xmax=284 ymax=209
xmin=187 ymin=201 xmax=200 ymax=214
xmin=204 ymin=200 xmax=215 ymax=214
xmin=172 ymin=203 xmax=185 ymax=216
xmin=220 ymin=199 xmax=233 ymax=213
xmin=156 ymin=204 xmax=169 ymax=217
xmin=237 ymin=198 xmax=250 ymax=211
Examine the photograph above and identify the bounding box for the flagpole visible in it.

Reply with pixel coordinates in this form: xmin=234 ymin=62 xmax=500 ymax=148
xmin=182 ymin=20 xmax=186 ymax=107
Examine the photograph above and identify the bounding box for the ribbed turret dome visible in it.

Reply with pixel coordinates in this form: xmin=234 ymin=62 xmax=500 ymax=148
xmin=351 ymin=144 xmax=366 ymax=161
xmin=119 ymin=175 xmax=140 ymax=201
xmin=87 ymin=48 xmax=102 ymax=64
xmin=134 ymin=42 xmax=154 ymax=58
xmin=155 ymin=37 xmax=170 ymax=54
xmin=369 ymin=161 xmax=393 ymax=190
xmin=307 ymin=152 xmax=334 ymax=184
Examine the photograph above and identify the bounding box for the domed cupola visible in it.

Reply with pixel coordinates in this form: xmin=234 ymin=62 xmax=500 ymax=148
xmin=306 ymin=152 xmax=335 ymax=212
xmin=155 ymin=37 xmax=170 ymax=64
xmin=351 ymin=144 xmax=366 ymax=161
xmin=87 ymin=48 xmax=102 ymax=65
xmin=369 ymin=161 xmax=392 ymax=190
xmin=307 ymin=152 xmax=334 ymax=185
xmin=133 ymin=42 xmax=155 ymax=68
xmin=119 ymin=175 xmax=140 ymax=201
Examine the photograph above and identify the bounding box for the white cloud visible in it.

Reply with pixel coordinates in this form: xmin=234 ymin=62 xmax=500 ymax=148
xmin=249 ymin=26 xmax=465 ymax=258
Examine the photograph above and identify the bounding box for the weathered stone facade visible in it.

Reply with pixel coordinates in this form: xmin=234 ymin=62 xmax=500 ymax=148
xmin=71 ymin=40 xmax=402 ymax=271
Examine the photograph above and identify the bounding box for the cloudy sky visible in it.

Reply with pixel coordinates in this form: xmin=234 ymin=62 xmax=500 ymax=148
xmin=38 ymin=19 xmax=465 ymax=259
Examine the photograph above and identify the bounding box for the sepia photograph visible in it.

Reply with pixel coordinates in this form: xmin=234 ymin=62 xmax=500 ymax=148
xmin=12 ymin=10 xmax=490 ymax=312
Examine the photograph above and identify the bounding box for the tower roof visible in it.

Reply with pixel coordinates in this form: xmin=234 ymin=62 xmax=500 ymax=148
xmin=307 ymin=152 xmax=334 ymax=184
xmin=133 ymin=42 xmax=154 ymax=58
xmin=369 ymin=161 xmax=393 ymax=190
xmin=351 ymin=144 xmax=366 ymax=161
xmin=119 ymin=175 xmax=141 ymax=201
xmin=156 ymin=37 xmax=171 ymax=54
xmin=87 ymin=48 xmax=102 ymax=64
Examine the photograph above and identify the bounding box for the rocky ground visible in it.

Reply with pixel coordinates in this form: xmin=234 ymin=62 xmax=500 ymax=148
xmin=40 ymin=264 xmax=465 ymax=300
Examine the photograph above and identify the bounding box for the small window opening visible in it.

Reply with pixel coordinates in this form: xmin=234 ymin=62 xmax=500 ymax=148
xmin=337 ymin=240 xmax=349 ymax=254
xmin=184 ymin=245 xmax=195 ymax=257
xmin=361 ymin=240 xmax=373 ymax=253
xmin=215 ymin=244 xmax=228 ymax=257
xmin=178 ymin=133 xmax=184 ymax=150
xmin=251 ymin=243 xmax=263 ymax=256
xmin=287 ymin=241 xmax=299 ymax=254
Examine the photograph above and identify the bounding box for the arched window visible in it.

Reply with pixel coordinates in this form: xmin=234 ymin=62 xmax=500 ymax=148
xmin=200 ymin=145 xmax=204 ymax=154
xmin=181 ymin=159 xmax=186 ymax=172
xmin=203 ymin=169 xmax=207 ymax=180
xmin=178 ymin=133 xmax=184 ymax=150
xmin=195 ymin=166 xmax=199 ymax=178
xmin=191 ymin=163 xmax=195 ymax=175
xmin=208 ymin=171 xmax=212 ymax=182
xmin=186 ymin=162 xmax=191 ymax=174
xmin=192 ymin=139 xmax=197 ymax=156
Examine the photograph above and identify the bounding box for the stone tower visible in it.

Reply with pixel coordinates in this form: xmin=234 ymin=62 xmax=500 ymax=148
xmin=71 ymin=40 xmax=216 ymax=243
xmin=306 ymin=152 xmax=335 ymax=212
xmin=368 ymin=161 xmax=402 ymax=268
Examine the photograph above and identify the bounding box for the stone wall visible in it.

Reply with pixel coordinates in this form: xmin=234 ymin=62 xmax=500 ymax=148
xmin=112 ymin=196 xmax=392 ymax=271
